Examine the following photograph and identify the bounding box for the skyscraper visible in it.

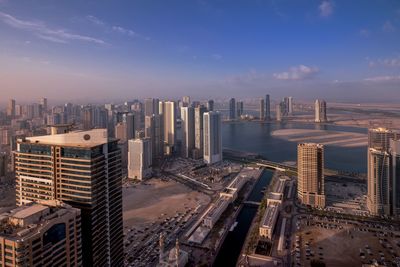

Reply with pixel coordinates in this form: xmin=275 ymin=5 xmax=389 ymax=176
xmin=391 ymin=139 xmax=400 ymax=217
xmin=367 ymin=128 xmax=399 ymax=216
xmin=297 ymin=143 xmax=326 ymax=208
xmin=160 ymin=101 xmax=177 ymax=154
xmin=7 ymin=99 xmax=16 ymax=118
xmin=182 ymin=96 xmax=191 ymax=107
xmin=315 ymin=99 xmax=327 ymax=123
xmin=229 ymin=98 xmax=236 ymax=120
xmin=236 ymin=101 xmax=244 ymax=118
xmin=194 ymin=105 xmax=207 ymax=158
xmin=259 ymin=98 xmax=265 ymax=120
xmin=144 ymin=98 xmax=159 ymax=117
xmin=15 ymin=129 xmax=124 ymax=266
xmin=180 ymin=107 xmax=195 ymax=158
xmin=145 ymin=114 xmax=163 ymax=160
xmin=40 ymin=97 xmax=48 ymax=113
xmin=0 ymin=201 xmax=82 ymax=267
xmin=276 ymin=104 xmax=282 ymax=122
xmin=283 ymin=97 xmax=289 ymax=116
xmin=288 ymin=96 xmax=293 ymax=116
xmin=128 ymin=138 xmax=152 ymax=180
xmin=207 ymin=99 xmax=214 ymax=111
xmin=124 ymin=112 xmax=141 ymax=140
xmin=82 ymin=106 xmax=93 ymax=130
xmin=265 ymin=94 xmax=270 ymax=120
xmin=203 ymin=111 xmax=222 ymax=164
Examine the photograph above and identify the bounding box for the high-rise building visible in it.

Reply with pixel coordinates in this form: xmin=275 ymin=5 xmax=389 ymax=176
xmin=276 ymin=104 xmax=282 ymax=122
xmin=229 ymin=98 xmax=236 ymax=120
xmin=236 ymin=101 xmax=244 ymax=118
xmin=115 ymin=122 xmax=127 ymax=142
xmin=7 ymin=99 xmax=16 ymax=118
xmin=207 ymin=99 xmax=214 ymax=111
xmin=367 ymin=128 xmax=399 ymax=216
xmin=0 ymin=152 xmax=7 ymax=182
xmin=40 ymin=97 xmax=48 ymax=113
xmin=128 ymin=138 xmax=152 ymax=180
xmin=259 ymin=98 xmax=265 ymax=120
xmin=124 ymin=112 xmax=141 ymax=140
xmin=391 ymin=139 xmax=400 ymax=217
xmin=265 ymin=94 xmax=270 ymax=120
xmin=0 ymin=201 xmax=82 ymax=266
xmin=315 ymin=99 xmax=327 ymax=123
xmin=194 ymin=105 xmax=207 ymax=158
xmin=282 ymin=97 xmax=289 ymax=116
xmin=144 ymin=98 xmax=159 ymax=117
xmin=160 ymin=101 xmax=177 ymax=154
xmin=15 ymin=129 xmax=124 ymax=266
xmin=145 ymin=114 xmax=163 ymax=160
xmin=288 ymin=96 xmax=293 ymax=116
xmin=180 ymin=107 xmax=195 ymax=158
xmin=297 ymin=143 xmax=326 ymax=208
xmin=182 ymin=96 xmax=191 ymax=107
xmin=82 ymin=106 xmax=93 ymax=130
xmin=203 ymin=111 xmax=222 ymax=164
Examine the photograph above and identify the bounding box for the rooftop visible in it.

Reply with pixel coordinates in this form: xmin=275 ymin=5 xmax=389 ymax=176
xmin=20 ymin=129 xmax=112 ymax=148
xmin=12 ymin=205 xmax=48 ymax=220
xmin=260 ymin=204 xmax=279 ymax=229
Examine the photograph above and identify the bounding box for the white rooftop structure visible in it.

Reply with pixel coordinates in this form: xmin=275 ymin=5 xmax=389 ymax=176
xmin=21 ymin=129 xmax=110 ymax=147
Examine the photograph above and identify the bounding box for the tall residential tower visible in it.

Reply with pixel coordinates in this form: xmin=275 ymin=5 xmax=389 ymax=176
xmin=297 ymin=143 xmax=326 ymax=208
xmin=15 ymin=129 xmax=124 ymax=266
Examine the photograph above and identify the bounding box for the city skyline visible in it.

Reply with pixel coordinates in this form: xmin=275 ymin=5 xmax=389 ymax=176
xmin=1 ymin=0 xmax=400 ymax=103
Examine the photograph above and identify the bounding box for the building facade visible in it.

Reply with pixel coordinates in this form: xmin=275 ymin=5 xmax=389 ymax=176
xmin=0 ymin=201 xmax=82 ymax=267
xmin=128 ymin=138 xmax=152 ymax=180
xmin=367 ymin=128 xmax=399 ymax=216
xmin=203 ymin=112 xmax=222 ymax=164
xmin=15 ymin=129 xmax=123 ymax=266
xmin=228 ymin=98 xmax=236 ymax=120
xmin=297 ymin=143 xmax=326 ymax=208
xmin=180 ymin=107 xmax=195 ymax=158
xmin=315 ymin=99 xmax=327 ymax=123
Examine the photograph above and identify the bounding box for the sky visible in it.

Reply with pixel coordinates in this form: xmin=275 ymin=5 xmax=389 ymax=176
xmin=0 ymin=0 xmax=400 ymax=104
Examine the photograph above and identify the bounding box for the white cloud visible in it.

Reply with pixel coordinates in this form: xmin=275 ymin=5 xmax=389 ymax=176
xmin=112 ymin=25 xmax=137 ymax=37
xmin=383 ymin=20 xmax=396 ymax=32
xmin=86 ymin=15 xmax=104 ymax=26
xmin=0 ymin=11 xmax=106 ymax=44
xmin=211 ymin=54 xmax=222 ymax=60
xmin=364 ymin=75 xmax=400 ymax=82
xmin=359 ymin=29 xmax=370 ymax=37
xmin=318 ymin=1 xmax=334 ymax=17
xmin=368 ymin=56 xmax=400 ymax=68
xmin=273 ymin=65 xmax=319 ymax=80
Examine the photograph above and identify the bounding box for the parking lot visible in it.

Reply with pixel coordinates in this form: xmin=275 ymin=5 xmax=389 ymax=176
xmin=124 ymin=207 xmax=199 ymax=266
xmin=293 ymin=215 xmax=400 ymax=267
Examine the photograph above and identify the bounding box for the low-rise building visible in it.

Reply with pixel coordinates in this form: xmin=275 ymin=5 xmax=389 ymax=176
xmin=203 ymin=196 xmax=230 ymax=228
xmin=259 ymin=204 xmax=279 ymax=239
xmin=0 ymin=201 xmax=82 ymax=267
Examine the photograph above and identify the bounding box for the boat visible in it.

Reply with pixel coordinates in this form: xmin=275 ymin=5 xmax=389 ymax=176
xmin=229 ymin=221 xmax=238 ymax=231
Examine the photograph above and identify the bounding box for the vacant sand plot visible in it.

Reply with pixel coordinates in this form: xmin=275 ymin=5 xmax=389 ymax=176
xmin=272 ymin=129 xmax=367 ymax=147
xmin=298 ymin=223 xmax=400 ymax=267
xmin=123 ymin=178 xmax=210 ymax=227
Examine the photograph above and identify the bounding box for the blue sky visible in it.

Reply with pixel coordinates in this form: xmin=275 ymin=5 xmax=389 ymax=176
xmin=0 ymin=0 xmax=399 ymax=103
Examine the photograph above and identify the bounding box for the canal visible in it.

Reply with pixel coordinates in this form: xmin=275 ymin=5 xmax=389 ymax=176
xmin=213 ymin=170 xmax=274 ymax=267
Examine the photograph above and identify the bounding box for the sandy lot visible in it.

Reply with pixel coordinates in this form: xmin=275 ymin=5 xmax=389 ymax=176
xmin=123 ymin=178 xmax=210 ymax=227
xmin=298 ymin=221 xmax=400 ymax=267
xmin=272 ymin=128 xmax=367 ymax=147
